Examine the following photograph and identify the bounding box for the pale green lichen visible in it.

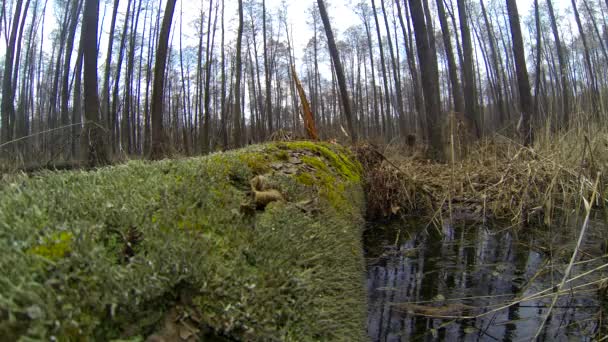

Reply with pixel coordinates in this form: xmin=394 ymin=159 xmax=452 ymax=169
xmin=28 ymin=231 xmax=73 ymax=260
xmin=0 ymin=141 xmax=367 ymax=341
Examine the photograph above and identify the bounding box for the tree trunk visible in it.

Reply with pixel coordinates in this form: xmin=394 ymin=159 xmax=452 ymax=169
xmin=1 ymin=0 xmax=24 ymax=150
xmin=506 ymin=0 xmax=534 ymax=145
xmin=380 ymin=0 xmax=407 ymax=138
xmin=123 ymin=0 xmax=143 ymax=155
xmin=408 ymin=0 xmax=443 ymax=160
xmin=101 ymin=0 xmax=119 ymax=144
xmin=81 ymin=0 xmax=109 ymax=166
xmin=220 ymin=0 xmax=228 ymax=149
xmin=317 ymin=0 xmax=357 ymax=142
xmin=546 ymin=0 xmax=570 ymax=127
xmin=202 ymin=0 xmax=217 ymax=153
xmin=72 ymin=43 xmax=84 ymax=159
xmin=233 ymin=0 xmax=244 ymax=148
xmin=456 ymin=0 xmax=481 ymax=138
xmin=263 ymin=0 xmax=273 ymax=136
xmin=436 ymin=0 xmax=464 ymax=114
xmin=570 ymin=0 xmax=601 ymax=117
xmin=371 ymin=0 xmax=391 ymax=140
xmin=150 ymin=0 xmax=177 ymax=159
xmin=61 ymin=0 xmax=82 ymax=157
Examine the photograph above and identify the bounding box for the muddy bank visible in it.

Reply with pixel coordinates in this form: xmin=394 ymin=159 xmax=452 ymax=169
xmin=0 ymin=142 xmax=367 ymax=341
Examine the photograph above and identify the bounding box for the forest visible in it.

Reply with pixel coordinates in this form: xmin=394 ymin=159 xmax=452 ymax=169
xmin=1 ymin=0 xmax=608 ymax=340
xmin=0 ymin=0 xmax=605 ymax=164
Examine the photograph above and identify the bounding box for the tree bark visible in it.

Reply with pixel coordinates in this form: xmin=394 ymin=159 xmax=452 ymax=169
xmin=408 ymin=0 xmax=443 ymax=160
xmin=506 ymin=0 xmax=534 ymax=145
xmin=202 ymin=0 xmax=217 ymax=153
xmin=101 ymin=0 xmax=120 ymax=144
xmin=380 ymin=0 xmax=407 ymax=138
xmin=1 ymin=0 xmax=24 ymax=149
xmin=220 ymin=0 xmax=228 ymax=149
xmin=570 ymin=0 xmax=601 ymax=117
xmin=263 ymin=0 xmax=273 ymax=136
xmin=81 ymin=0 xmax=109 ymax=166
xmin=233 ymin=0 xmax=244 ymax=147
xmin=436 ymin=0 xmax=464 ymax=113
xmin=371 ymin=0 xmax=391 ymax=140
xmin=546 ymin=0 xmax=570 ymax=127
xmin=150 ymin=0 xmax=177 ymax=159
xmin=456 ymin=0 xmax=481 ymax=138
xmin=317 ymin=0 xmax=357 ymax=142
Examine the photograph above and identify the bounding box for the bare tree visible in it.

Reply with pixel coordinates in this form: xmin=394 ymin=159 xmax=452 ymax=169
xmin=547 ymin=0 xmax=570 ymax=126
xmin=317 ymin=0 xmax=357 ymax=142
xmin=457 ymin=0 xmax=480 ymax=138
xmin=81 ymin=0 xmax=109 ymax=166
xmin=1 ymin=0 xmax=25 ymax=151
xmin=233 ymin=0 xmax=244 ymax=147
xmin=150 ymin=0 xmax=177 ymax=159
xmin=408 ymin=0 xmax=443 ymax=160
xmin=506 ymin=0 xmax=533 ymax=145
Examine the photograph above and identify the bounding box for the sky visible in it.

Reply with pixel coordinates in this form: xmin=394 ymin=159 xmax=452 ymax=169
xmin=2 ymin=0 xmax=575 ymax=73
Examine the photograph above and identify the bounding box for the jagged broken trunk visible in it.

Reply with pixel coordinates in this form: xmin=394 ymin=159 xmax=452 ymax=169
xmin=0 ymin=142 xmax=367 ymax=341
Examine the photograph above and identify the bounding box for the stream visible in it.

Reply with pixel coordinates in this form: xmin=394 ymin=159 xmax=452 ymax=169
xmin=364 ymin=220 xmax=606 ymax=341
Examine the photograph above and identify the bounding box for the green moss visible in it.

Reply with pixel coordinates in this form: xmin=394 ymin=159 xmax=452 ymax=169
xmin=276 ymin=150 xmax=289 ymax=161
xmin=295 ymin=152 xmax=359 ymax=215
xmin=276 ymin=141 xmax=363 ymax=182
xmin=0 ymin=142 xmax=367 ymax=341
xmin=28 ymin=231 xmax=72 ymax=260
xmin=237 ymin=153 xmax=271 ymax=175
xmin=295 ymin=172 xmax=315 ymax=186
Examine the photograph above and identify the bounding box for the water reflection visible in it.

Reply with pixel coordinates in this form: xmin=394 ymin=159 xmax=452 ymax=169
xmin=365 ymin=222 xmax=603 ymax=341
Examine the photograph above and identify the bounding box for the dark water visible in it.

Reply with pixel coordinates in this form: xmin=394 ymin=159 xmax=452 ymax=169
xmin=365 ymin=221 xmax=605 ymax=341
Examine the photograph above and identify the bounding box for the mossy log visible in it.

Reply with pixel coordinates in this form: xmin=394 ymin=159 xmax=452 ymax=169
xmin=0 ymin=142 xmax=367 ymax=341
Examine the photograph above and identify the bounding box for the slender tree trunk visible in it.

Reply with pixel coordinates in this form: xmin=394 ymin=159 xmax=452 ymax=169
xmin=2 ymin=0 xmax=24 ymax=149
xmin=233 ymin=0 xmax=244 ymax=147
xmin=220 ymin=0 xmax=228 ymax=149
xmin=72 ymin=36 xmax=84 ymax=158
xmin=396 ymin=0 xmax=425 ymax=134
xmin=371 ymin=0 xmax=391 ymax=140
xmin=360 ymin=6 xmax=380 ymax=138
xmin=533 ymin=0 xmax=543 ymax=118
xmin=457 ymin=0 xmax=481 ymax=138
xmin=263 ymin=0 xmax=273 ymax=136
xmin=547 ymin=0 xmax=570 ymax=127
xmin=380 ymin=0 xmax=407 ymax=138
xmin=123 ymin=0 xmax=143 ymax=154
xmin=60 ymin=0 xmax=82 ymax=157
xmin=479 ymin=0 xmax=507 ymax=125
xmin=202 ymin=0 xmax=216 ymax=153
xmin=408 ymin=0 xmax=443 ymax=160
xmin=506 ymin=0 xmax=534 ymax=145
xmin=570 ymin=0 xmax=601 ymax=117
xmin=150 ymin=0 xmax=177 ymax=159
xmin=81 ymin=0 xmax=109 ymax=166
xmin=317 ymin=0 xmax=357 ymax=142
xmin=101 ymin=0 xmax=119 ymax=142
xmin=436 ymin=0 xmax=464 ymax=113
xmin=144 ymin=0 xmax=161 ymax=155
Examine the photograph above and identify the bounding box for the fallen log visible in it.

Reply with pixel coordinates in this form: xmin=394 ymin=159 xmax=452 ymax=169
xmin=0 ymin=141 xmax=367 ymax=341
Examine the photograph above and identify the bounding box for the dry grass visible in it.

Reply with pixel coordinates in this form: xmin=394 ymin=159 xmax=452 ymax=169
xmin=360 ymin=117 xmax=608 ymax=226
